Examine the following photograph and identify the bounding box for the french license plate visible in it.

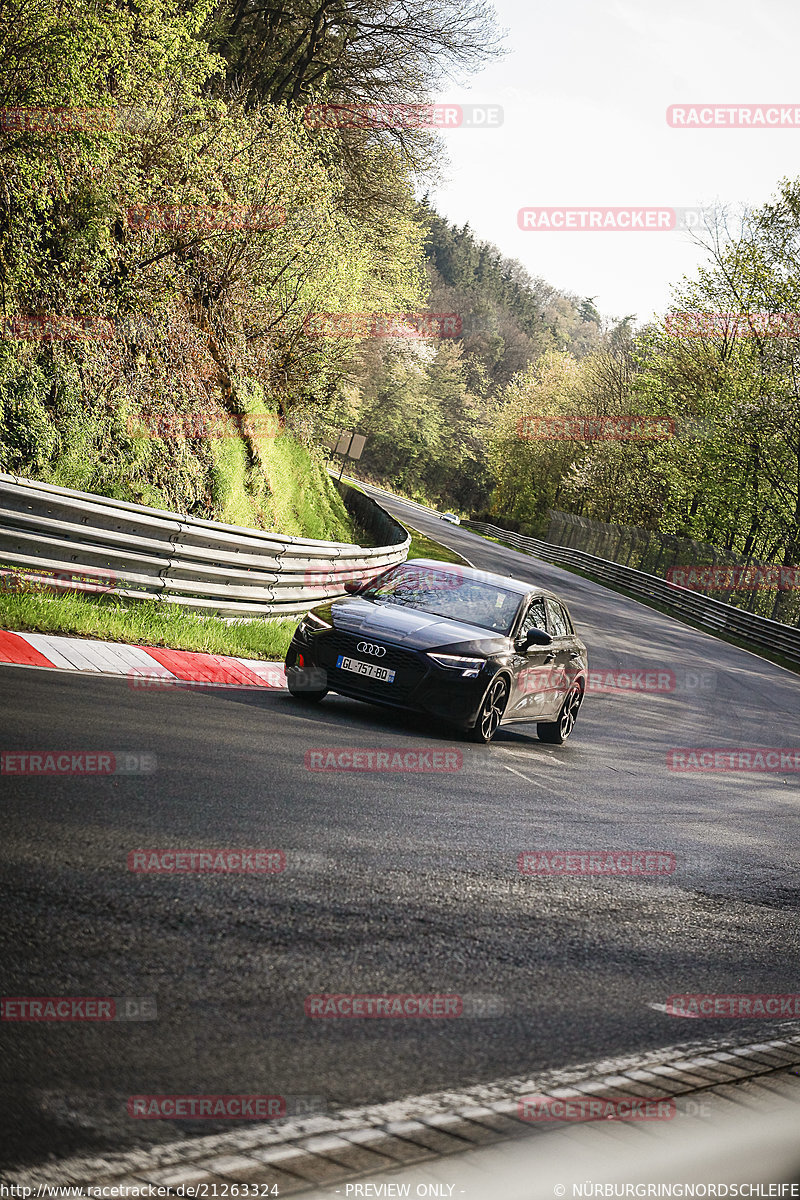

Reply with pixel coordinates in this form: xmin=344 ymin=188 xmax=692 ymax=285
xmin=336 ymin=655 xmax=395 ymax=683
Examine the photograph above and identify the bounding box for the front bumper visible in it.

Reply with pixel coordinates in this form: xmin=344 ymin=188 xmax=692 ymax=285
xmin=285 ymin=633 xmax=491 ymax=727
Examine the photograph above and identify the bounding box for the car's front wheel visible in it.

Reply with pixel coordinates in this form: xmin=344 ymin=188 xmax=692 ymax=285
xmin=468 ymin=675 xmax=509 ymax=744
xmin=537 ymin=684 xmax=582 ymax=745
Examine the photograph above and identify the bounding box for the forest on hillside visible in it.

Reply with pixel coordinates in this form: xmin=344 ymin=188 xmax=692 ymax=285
xmin=0 ymin=0 xmax=502 ymax=536
xmin=1 ymin=0 xmax=798 ymax=591
xmin=343 ymin=191 xmax=800 ymax=628
xmin=486 ymin=192 xmax=800 ymax=586
xmin=321 ymin=202 xmax=609 ymax=514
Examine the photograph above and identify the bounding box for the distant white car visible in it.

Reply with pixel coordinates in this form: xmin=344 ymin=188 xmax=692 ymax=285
xmin=441 ymin=512 xmax=461 ymax=525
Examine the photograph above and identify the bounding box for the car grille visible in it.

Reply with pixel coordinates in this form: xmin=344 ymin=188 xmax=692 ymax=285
xmin=316 ymin=632 xmax=427 ymax=703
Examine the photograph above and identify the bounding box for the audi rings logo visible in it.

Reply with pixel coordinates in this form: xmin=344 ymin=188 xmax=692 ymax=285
xmin=357 ymin=642 xmax=386 ymax=657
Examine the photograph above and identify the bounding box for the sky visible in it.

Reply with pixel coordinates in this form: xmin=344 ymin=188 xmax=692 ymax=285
xmin=430 ymin=0 xmax=800 ymax=326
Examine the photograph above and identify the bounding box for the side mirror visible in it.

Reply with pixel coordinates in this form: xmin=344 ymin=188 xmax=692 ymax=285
xmin=516 ymin=627 xmax=552 ymax=651
xmin=343 ymin=579 xmax=362 ymax=594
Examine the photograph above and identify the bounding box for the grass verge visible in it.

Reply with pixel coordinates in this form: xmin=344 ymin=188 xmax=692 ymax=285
xmin=405 ymin=526 xmax=469 ymax=566
xmin=0 ymin=591 xmax=296 ymax=661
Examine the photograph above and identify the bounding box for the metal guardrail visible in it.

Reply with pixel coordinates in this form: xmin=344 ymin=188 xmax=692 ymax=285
xmin=546 ymin=508 xmax=800 ymax=626
xmin=328 ymin=472 xmax=440 ymax=518
xmin=0 ymin=472 xmax=410 ymax=618
xmin=465 ymin=520 xmax=800 ymax=667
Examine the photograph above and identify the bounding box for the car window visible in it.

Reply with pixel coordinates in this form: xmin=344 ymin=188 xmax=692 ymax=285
xmin=519 ymin=597 xmax=548 ymax=636
xmin=545 ymin=597 xmax=570 ymax=638
xmin=360 ymin=564 xmax=522 ymax=634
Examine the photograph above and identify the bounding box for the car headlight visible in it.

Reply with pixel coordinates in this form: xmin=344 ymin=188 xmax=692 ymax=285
xmin=297 ymin=611 xmax=332 ymax=638
xmin=427 ymin=652 xmax=485 ymax=678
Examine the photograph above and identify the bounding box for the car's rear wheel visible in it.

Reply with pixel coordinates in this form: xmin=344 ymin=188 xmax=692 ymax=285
xmin=537 ymin=684 xmax=582 ymax=745
xmin=468 ymin=675 xmax=509 ymax=744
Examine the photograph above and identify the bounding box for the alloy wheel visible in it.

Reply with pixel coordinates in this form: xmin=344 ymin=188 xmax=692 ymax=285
xmin=479 ymin=676 xmax=509 ymax=742
xmin=558 ymin=685 xmax=582 ymax=740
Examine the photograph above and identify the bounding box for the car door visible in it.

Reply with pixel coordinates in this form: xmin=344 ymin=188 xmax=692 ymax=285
xmin=539 ymin=597 xmax=578 ymax=718
xmin=507 ymin=595 xmax=559 ymax=720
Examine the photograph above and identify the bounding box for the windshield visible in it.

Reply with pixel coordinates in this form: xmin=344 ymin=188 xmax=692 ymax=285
xmin=360 ymin=564 xmax=522 ymax=634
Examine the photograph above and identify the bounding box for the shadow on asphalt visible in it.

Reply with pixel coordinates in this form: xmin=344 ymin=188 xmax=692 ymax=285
xmin=205 ymin=685 xmax=551 ymax=748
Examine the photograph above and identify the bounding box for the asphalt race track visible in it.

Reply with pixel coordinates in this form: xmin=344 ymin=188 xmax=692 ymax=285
xmin=1 ymin=487 xmax=799 ymax=1168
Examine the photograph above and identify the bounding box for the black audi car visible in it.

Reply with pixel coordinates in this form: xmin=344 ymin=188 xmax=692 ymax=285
xmin=284 ymin=558 xmax=588 ymax=744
